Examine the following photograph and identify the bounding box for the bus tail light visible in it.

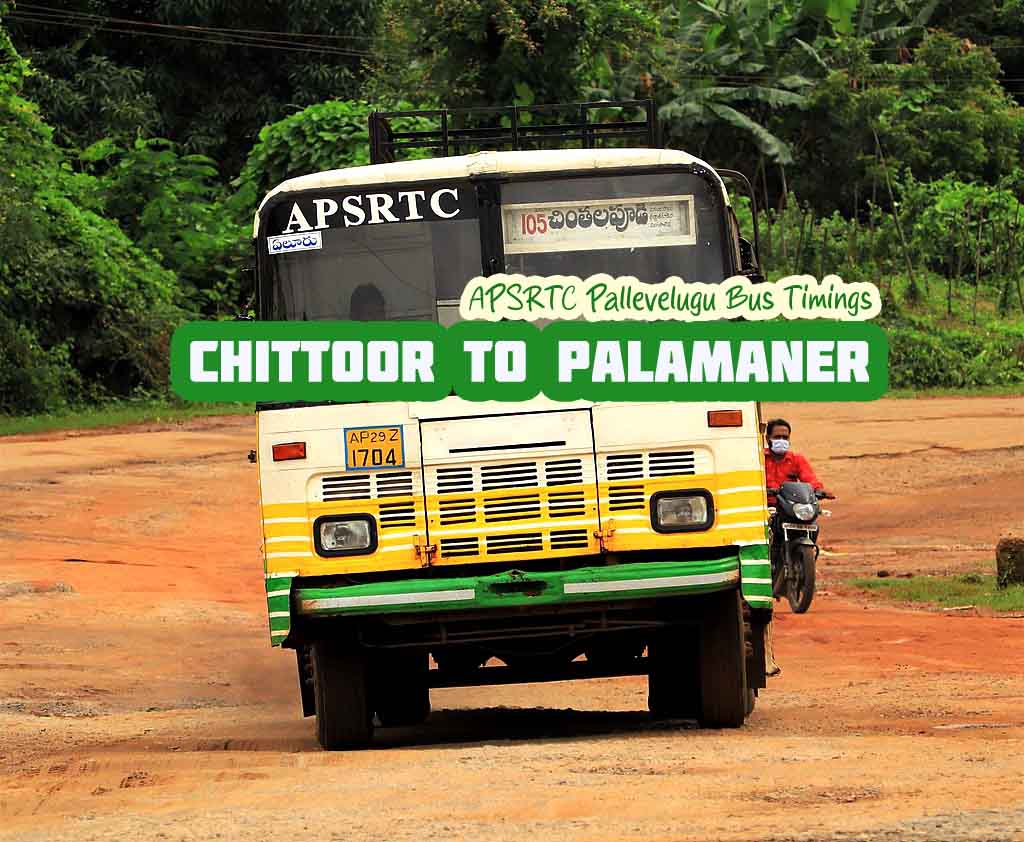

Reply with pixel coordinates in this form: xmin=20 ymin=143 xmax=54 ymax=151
xmin=272 ymin=442 xmax=307 ymax=461
xmin=707 ymin=410 xmax=743 ymax=428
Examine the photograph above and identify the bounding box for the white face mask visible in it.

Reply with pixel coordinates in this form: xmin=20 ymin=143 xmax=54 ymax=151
xmin=769 ymin=438 xmax=790 ymax=455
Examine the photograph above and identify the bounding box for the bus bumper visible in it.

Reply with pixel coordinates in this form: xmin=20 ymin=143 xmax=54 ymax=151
xmin=291 ymin=547 xmax=771 ymax=621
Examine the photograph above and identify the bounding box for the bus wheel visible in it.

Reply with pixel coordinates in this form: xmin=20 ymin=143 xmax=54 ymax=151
xmin=312 ymin=642 xmax=373 ymax=750
xmin=647 ymin=627 xmax=700 ymax=720
xmin=698 ymin=589 xmax=748 ymax=728
xmin=374 ymin=651 xmax=431 ymax=727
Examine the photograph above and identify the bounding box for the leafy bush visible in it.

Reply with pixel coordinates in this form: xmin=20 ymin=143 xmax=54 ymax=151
xmin=886 ymin=320 xmax=1024 ymax=388
xmin=0 ymin=20 xmax=183 ymax=411
xmin=373 ymin=0 xmax=657 ymax=108
xmin=0 ymin=316 xmax=77 ymax=414
xmin=788 ymin=32 xmax=1024 ymax=215
xmin=86 ymin=138 xmax=247 ymax=315
xmin=233 ymin=100 xmax=436 ymax=205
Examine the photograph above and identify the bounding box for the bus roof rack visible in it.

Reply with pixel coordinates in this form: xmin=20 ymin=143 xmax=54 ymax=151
xmin=369 ymin=100 xmax=657 ymax=164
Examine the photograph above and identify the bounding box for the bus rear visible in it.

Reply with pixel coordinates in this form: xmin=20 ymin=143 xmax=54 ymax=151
xmin=253 ymin=139 xmax=772 ymax=749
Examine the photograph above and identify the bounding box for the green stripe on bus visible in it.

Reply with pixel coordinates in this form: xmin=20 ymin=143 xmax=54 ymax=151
xmin=742 ymin=582 xmax=773 ymax=596
xmin=739 ymin=544 xmax=769 ymax=561
xmin=267 ymin=594 xmax=290 ymax=612
xmin=294 ymin=556 xmax=741 ymax=618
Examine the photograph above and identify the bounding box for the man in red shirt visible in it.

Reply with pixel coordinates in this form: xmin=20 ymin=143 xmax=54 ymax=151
xmin=764 ymin=418 xmax=834 ymax=501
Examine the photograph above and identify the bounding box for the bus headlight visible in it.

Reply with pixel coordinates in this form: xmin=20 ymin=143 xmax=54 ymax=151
xmin=651 ymin=491 xmax=713 ymax=533
xmin=314 ymin=515 xmax=377 ymax=556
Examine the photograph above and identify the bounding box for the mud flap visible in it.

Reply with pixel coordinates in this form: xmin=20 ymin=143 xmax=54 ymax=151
xmin=745 ymin=598 xmax=778 ymax=681
xmin=748 ymin=620 xmax=768 ymax=689
xmin=764 ymin=619 xmax=780 ymax=677
xmin=297 ymin=646 xmax=315 ymax=717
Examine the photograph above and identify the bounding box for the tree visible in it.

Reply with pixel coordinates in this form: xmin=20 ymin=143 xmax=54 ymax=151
xmin=928 ymin=0 xmax=1024 ymax=103
xmin=371 ymin=0 xmax=658 ymax=108
xmin=0 ymin=13 xmax=182 ymax=412
xmin=653 ymin=0 xmax=825 ymax=171
xmin=7 ymin=0 xmax=379 ymax=174
xmin=87 ymin=138 xmax=246 ymax=315
xmin=787 ymin=31 xmax=1024 ymax=214
xmin=230 ymin=99 xmax=435 ymax=211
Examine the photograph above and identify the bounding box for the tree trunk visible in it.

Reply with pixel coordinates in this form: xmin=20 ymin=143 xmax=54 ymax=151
xmin=973 ymin=214 xmax=983 ymax=326
xmin=851 ymin=184 xmax=859 ymax=267
xmin=819 ymin=222 xmax=827 ymax=279
xmin=996 ymin=537 xmax=1024 ymax=588
xmin=1011 ymin=200 xmax=1024 ymax=313
xmin=873 ymin=128 xmax=915 ymax=287
xmin=796 ymin=213 xmax=809 ymax=275
xmin=869 ymin=177 xmax=877 ymax=280
xmin=758 ymin=154 xmax=772 ymax=264
xmin=953 ymin=206 xmax=969 ymax=318
xmin=779 ymin=165 xmax=788 ymax=264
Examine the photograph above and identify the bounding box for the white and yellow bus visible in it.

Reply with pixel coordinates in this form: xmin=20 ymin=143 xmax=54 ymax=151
xmin=252 ymin=103 xmax=774 ymax=749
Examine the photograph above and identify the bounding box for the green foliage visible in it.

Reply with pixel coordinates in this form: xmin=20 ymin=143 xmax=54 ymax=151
xmin=898 ymin=172 xmax=1024 ymax=293
xmin=9 ymin=0 xmax=379 ymax=174
xmin=5 ymin=0 xmax=1024 ymax=414
xmin=739 ymin=168 xmax=1024 ymax=309
xmin=236 ymin=100 xmax=376 ymax=200
xmin=373 ymin=0 xmax=657 ymax=107
xmin=0 ymin=316 xmax=77 ymax=414
xmin=655 ymin=0 xmax=822 ymax=167
xmin=789 ymin=31 xmax=1024 ymax=213
xmin=92 ymin=138 xmax=247 ymax=314
xmin=886 ymin=320 xmax=1024 ymax=388
xmin=732 ymin=170 xmax=1024 ymax=391
xmin=20 ymin=51 xmax=160 ymax=150
xmin=233 ymin=100 xmax=435 ymax=204
xmin=0 ymin=17 xmax=182 ymax=412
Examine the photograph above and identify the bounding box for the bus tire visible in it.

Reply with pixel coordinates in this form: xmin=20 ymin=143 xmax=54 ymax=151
xmin=698 ymin=589 xmax=748 ymax=728
xmin=647 ymin=627 xmax=700 ymax=720
xmin=312 ymin=642 xmax=373 ymax=750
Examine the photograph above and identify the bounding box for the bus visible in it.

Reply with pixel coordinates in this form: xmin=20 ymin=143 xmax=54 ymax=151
xmin=252 ymin=102 xmax=774 ymax=749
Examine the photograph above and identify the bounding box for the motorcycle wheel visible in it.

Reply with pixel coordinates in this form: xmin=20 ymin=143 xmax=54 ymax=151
xmin=770 ymin=561 xmax=786 ymax=598
xmin=787 ymin=545 xmax=817 ymax=614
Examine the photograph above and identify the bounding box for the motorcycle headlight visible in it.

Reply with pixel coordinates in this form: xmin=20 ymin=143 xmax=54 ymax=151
xmin=792 ymin=502 xmax=817 ymax=521
xmin=652 ymin=492 xmax=712 ymax=532
xmin=315 ymin=516 xmax=376 ymax=556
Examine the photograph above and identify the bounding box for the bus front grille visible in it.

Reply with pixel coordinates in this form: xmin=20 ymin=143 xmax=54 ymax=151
xmin=321 ymin=471 xmax=414 ymax=501
xmin=429 ymin=454 xmax=599 ymax=562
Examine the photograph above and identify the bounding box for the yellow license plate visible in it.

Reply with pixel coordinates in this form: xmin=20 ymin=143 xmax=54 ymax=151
xmin=344 ymin=426 xmax=405 ymax=470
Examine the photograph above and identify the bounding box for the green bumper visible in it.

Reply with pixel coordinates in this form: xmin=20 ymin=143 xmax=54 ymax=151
xmin=291 ymin=546 xmax=771 ymax=621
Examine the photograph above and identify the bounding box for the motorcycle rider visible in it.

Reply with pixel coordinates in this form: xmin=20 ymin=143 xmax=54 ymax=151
xmin=763 ymin=418 xmax=833 ymax=636
xmin=764 ymin=418 xmax=834 ymax=502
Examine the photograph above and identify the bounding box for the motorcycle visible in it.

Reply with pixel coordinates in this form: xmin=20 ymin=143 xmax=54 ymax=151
xmin=767 ymin=482 xmax=833 ymax=614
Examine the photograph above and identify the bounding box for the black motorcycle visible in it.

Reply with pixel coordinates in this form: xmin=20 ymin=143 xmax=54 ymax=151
xmin=767 ymin=482 xmax=833 ymax=614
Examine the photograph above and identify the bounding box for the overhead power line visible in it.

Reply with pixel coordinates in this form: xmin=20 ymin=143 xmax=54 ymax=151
xmin=4 ymin=12 xmax=382 ymax=58
xmin=15 ymin=1 xmax=388 ymax=45
xmin=15 ymin=1 xmax=1024 ymax=56
xmin=6 ymin=4 xmax=1024 ymax=87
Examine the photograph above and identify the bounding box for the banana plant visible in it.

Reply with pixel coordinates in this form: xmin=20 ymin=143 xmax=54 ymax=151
xmin=656 ymin=0 xmax=820 ymax=165
xmin=653 ymin=0 xmax=937 ymax=165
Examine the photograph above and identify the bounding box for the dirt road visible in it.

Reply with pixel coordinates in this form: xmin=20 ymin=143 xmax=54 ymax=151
xmin=1 ymin=397 xmax=1023 ymax=841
